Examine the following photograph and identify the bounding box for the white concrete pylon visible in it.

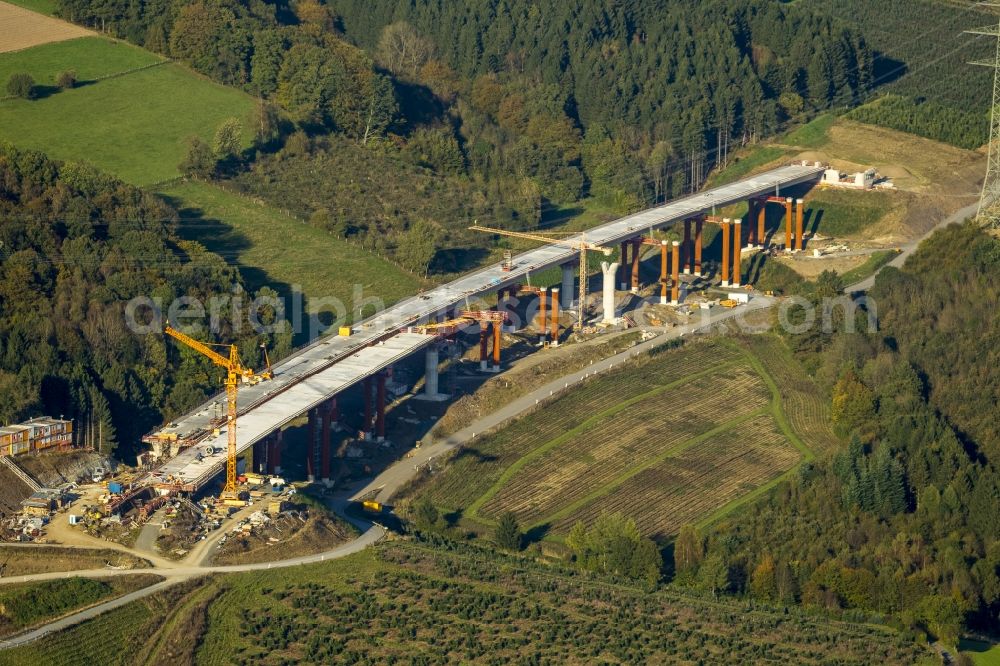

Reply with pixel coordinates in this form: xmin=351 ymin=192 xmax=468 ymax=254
xmin=601 ymin=261 xmax=620 ymax=324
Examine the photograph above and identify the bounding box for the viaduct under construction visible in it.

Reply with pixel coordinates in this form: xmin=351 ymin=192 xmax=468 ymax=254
xmin=146 ymin=162 xmax=824 ymax=493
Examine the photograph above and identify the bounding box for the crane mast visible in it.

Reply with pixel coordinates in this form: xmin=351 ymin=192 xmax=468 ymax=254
xmin=164 ymin=325 xmax=263 ymax=498
xmin=469 ymin=224 xmax=610 ymax=330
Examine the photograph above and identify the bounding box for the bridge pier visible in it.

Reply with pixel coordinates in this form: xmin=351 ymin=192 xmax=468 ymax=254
xmin=695 ymin=218 xmax=703 ymax=276
xmin=375 ymin=373 xmax=386 ymax=443
xmin=479 ymin=328 xmax=489 ymax=371
xmin=630 ymin=238 xmax=641 ymax=293
xmin=795 ymin=198 xmax=805 ymax=251
xmin=721 ymin=219 xmax=731 ymax=287
xmin=601 ymin=261 xmax=619 ymax=323
xmin=658 ymin=240 xmax=669 ymax=304
xmin=321 ymin=399 xmax=335 ymax=483
xmin=732 ymin=218 xmax=742 ymax=288
xmin=266 ymin=430 xmax=282 ymax=475
xmin=784 ymin=197 xmax=793 ymax=251
xmin=561 ymin=263 xmax=574 ymax=308
xmin=671 ymin=241 xmax=680 ymax=305
xmin=362 ymin=377 xmax=373 ymax=440
xmin=421 ymin=345 xmax=447 ymax=400
xmin=756 ymin=198 xmax=766 ymax=248
xmin=538 ymin=288 xmax=547 ymax=345
xmin=492 ymin=321 xmax=501 ymax=372
xmin=619 ymin=241 xmax=629 ymax=290
xmin=306 ymin=407 xmax=319 ymax=482
xmin=253 ymin=438 xmax=268 ymax=474
xmin=550 ymin=288 xmax=560 ymax=346
xmin=683 ymin=220 xmax=692 ymax=275
xmin=747 ymin=200 xmax=757 ymax=247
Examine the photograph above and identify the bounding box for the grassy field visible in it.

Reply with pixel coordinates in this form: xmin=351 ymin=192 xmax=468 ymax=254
xmin=0 ymin=36 xmax=254 ymax=185
xmin=782 ymin=113 xmax=836 ymax=149
xmin=411 ymin=336 xmax=827 ymax=540
xmin=961 ymin=639 xmax=1000 ymax=666
xmin=160 ymin=180 xmax=425 ymax=315
xmin=0 ymin=545 xmax=150 ymax=575
xmin=1 ymin=0 xmax=56 ymax=16
xmin=0 ymin=575 xmax=161 ymax=639
xmin=0 ymin=36 xmax=149 ymax=81
xmin=803 ymin=187 xmax=894 ymax=238
xmin=839 ymin=249 xmax=899 ymax=286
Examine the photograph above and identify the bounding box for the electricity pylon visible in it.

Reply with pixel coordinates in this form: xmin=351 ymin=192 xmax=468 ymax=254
xmin=968 ymin=8 xmax=1000 ymax=227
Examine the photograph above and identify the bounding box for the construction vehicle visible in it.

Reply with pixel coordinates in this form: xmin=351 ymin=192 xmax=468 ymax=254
xmin=259 ymin=343 xmax=274 ymax=380
xmin=361 ymin=500 xmax=383 ymax=513
xmin=719 ymin=299 xmax=739 ymax=308
xmin=164 ymin=325 xmax=270 ymax=501
xmin=469 ymin=224 xmax=612 ymax=330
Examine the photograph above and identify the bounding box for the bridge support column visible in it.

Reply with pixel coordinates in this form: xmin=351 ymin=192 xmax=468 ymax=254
xmin=757 ymin=198 xmax=766 ymax=248
xmin=631 ymin=238 xmax=641 ymax=293
xmin=721 ymin=219 xmax=731 ymax=287
xmin=422 ymin=345 xmax=447 ymax=400
xmin=363 ymin=377 xmax=373 ymax=440
xmin=747 ymin=201 xmax=756 ymax=247
xmin=375 ymin=373 xmax=386 ymax=443
xmin=538 ymin=288 xmax=547 ymax=345
xmin=479 ymin=329 xmax=489 ymax=372
xmin=795 ymin=198 xmax=805 ymax=251
xmin=695 ymin=218 xmax=703 ymax=276
xmin=321 ymin=400 xmax=333 ymax=483
xmin=491 ymin=321 xmax=502 ymax=372
xmin=784 ymin=197 xmax=793 ymax=251
xmin=253 ymin=440 xmax=265 ymax=474
xmin=601 ymin=261 xmax=619 ymax=324
xmin=619 ymin=242 xmax=629 ymax=290
xmin=732 ymin=219 xmax=742 ymax=288
xmin=671 ymin=241 xmax=681 ymax=305
xmin=560 ymin=263 xmax=574 ymax=308
xmin=550 ymin=288 xmax=560 ymax=346
xmin=659 ymin=240 xmax=669 ymax=304
xmin=683 ymin=220 xmax=692 ymax=274
xmin=306 ymin=407 xmax=318 ymax=482
xmin=269 ymin=430 xmax=282 ymax=475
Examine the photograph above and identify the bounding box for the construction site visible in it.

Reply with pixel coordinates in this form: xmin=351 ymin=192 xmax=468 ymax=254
xmin=0 ymin=161 xmax=876 ymax=562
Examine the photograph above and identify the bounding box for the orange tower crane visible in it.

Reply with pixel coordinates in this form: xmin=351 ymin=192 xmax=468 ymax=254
xmin=469 ymin=224 xmax=611 ymax=330
xmin=164 ymin=325 xmax=267 ymax=499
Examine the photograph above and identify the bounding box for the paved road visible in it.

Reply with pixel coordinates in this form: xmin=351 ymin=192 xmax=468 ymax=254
xmin=845 ymin=201 xmax=978 ymax=292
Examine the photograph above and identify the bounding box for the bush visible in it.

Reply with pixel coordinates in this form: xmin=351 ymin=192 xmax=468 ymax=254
xmin=6 ymin=73 xmax=35 ymax=99
xmin=179 ymin=136 xmax=216 ymax=178
xmin=56 ymin=69 xmax=77 ymax=89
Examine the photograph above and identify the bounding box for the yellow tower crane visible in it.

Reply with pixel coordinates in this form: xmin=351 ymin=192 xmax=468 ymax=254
xmin=469 ymin=224 xmax=611 ymax=330
xmin=164 ymin=325 xmax=266 ymax=499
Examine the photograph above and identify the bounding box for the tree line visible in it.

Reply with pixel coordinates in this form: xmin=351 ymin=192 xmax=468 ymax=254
xmin=0 ymin=143 xmax=288 ymax=457
xmin=51 ymin=0 xmax=873 ymax=276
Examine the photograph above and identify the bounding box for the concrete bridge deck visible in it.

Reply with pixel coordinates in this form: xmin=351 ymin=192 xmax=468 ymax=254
xmin=151 ymin=162 xmax=824 ymax=490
